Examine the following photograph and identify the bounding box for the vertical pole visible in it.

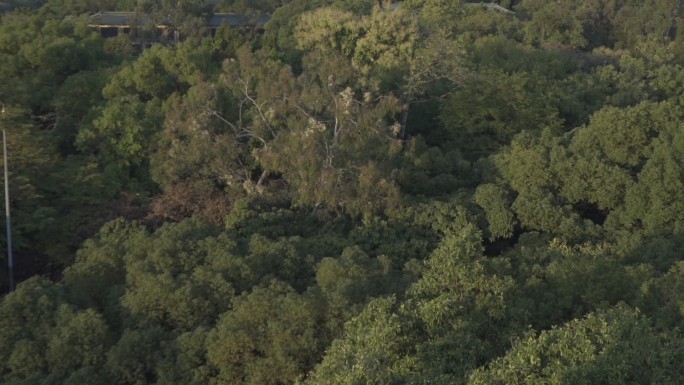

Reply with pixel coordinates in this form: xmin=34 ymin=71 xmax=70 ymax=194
xmin=3 ymin=127 xmax=13 ymax=292
xmin=0 ymin=104 xmax=2 ymax=292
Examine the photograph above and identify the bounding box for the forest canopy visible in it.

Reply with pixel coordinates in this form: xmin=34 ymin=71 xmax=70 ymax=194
xmin=0 ymin=0 xmax=682 ymax=384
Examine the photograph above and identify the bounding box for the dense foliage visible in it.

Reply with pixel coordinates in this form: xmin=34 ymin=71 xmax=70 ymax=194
xmin=0 ymin=0 xmax=682 ymax=384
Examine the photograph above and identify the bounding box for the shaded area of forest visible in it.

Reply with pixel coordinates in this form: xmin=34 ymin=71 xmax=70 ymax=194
xmin=0 ymin=0 xmax=683 ymax=384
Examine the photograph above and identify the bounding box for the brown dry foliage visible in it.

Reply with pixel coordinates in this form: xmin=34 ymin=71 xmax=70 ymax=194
xmin=148 ymin=182 xmax=233 ymax=225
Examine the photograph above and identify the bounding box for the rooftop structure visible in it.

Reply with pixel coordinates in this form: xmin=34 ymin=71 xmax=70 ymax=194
xmin=463 ymin=2 xmax=514 ymax=14
xmin=88 ymin=11 xmax=165 ymax=27
xmin=87 ymin=11 xmax=270 ymax=41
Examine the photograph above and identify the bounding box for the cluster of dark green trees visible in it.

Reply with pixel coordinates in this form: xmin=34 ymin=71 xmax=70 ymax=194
xmin=0 ymin=0 xmax=682 ymax=383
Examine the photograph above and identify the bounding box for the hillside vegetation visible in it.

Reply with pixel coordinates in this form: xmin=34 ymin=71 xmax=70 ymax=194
xmin=0 ymin=0 xmax=682 ymax=384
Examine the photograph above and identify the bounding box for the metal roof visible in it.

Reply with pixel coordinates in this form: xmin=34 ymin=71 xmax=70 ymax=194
xmin=88 ymin=12 xmax=169 ymax=27
xmin=208 ymin=13 xmax=248 ymax=27
xmin=88 ymin=11 xmax=270 ymax=28
xmin=463 ymin=3 xmax=514 ymax=14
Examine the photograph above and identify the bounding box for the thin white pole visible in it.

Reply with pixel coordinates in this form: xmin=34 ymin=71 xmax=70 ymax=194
xmin=2 ymin=106 xmax=13 ymax=292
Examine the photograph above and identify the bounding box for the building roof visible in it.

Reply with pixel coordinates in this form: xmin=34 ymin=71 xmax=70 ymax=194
xmin=463 ymin=3 xmax=514 ymax=14
xmin=88 ymin=11 xmax=271 ymax=28
xmin=208 ymin=13 xmax=248 ymax=27
xmin=207 ymin=13 xmax=271 ymax=28
xmin=88 ymin=12 xmax=168 ymax=27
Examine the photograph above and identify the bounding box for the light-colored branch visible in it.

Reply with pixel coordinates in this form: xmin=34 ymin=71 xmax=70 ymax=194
xmin=236 ymin=75 xmax=277 ymax=138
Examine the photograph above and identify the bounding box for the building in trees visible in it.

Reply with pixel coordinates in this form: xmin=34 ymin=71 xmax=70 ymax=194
xmin=88 ymin=11 xmax=270 ymax=43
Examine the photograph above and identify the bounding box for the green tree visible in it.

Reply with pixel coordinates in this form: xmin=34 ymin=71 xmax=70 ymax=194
xmin=155 ymin=328 xmax=215 ymax=385
xmin=406 ymin=224 xmax=518 ymax=382
xmin=207 ymin=281 xmax=324 ymax=385
xmin=474 ymin=183 xmax=516 ymax=240
xmin=45 ymin=306 xmax=112 ymax=372
xmin=119 ymin=218 xmax=233 ymax=331
xmin=521 ymin=0 xmax=587 ymax=48
xmin=612 ymin=0 xmax=681 ymax=50
xmin=315 ymin=246 xmax=408 ymax=336
xmin=63 ymin=219 xmax=144 ymax=315
xmin=305 ymin=296 xmax=414 ymax=385
xmin=309 ymin=224 xmax=520 ymax=384
xmin=0 ymin=278 xmax=113 ymax=384
xmin=0 ymin=278 xmax=63 ymax=381
xmin=469 ymin=306 xmax=683 ymax=385
xmin=106 ymin=327 xmax=169 ymax=385
xmin=441 ymin=69 xmax=562 ymax=160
